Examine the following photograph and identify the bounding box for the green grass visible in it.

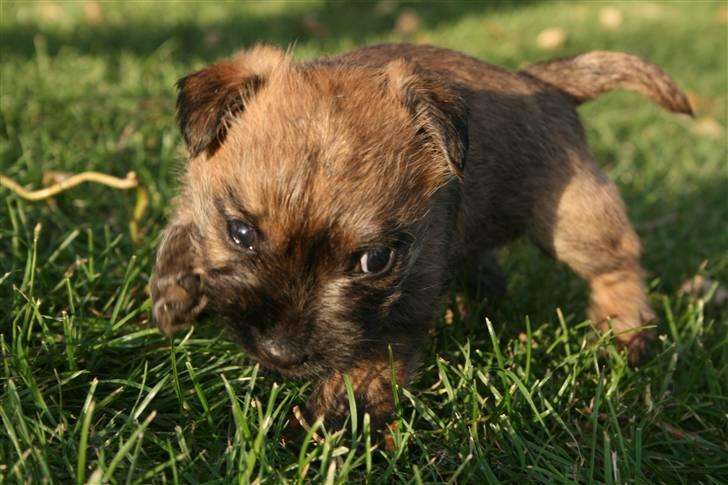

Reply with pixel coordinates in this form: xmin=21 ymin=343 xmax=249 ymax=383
xmin=1 ymin=0 xmax=726 ymax=483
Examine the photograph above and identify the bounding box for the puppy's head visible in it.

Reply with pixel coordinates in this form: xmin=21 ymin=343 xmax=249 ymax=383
xmin=172 ymin=45 xmax=468 ymax=378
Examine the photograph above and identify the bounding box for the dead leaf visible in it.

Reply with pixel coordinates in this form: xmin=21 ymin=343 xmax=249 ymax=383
xmin=718 ymin=5 xmax=728 ymax=24
xmin=599 ymin=7 xmax=623 ymax=30
xmin=38 ymin=1 xmax=64 ymax=23
xmin=395 ymin=8 xmax=420 ymax=36
xmin=443 ymin=308 xmax=454 ymax=325
xmin=678 ymin=275 xmax=728 ymax=307
xmin=443 ymin=294 xmax=467 ymax=325
xmin=691 ymin=117 xmax=724 ymax=138
xmin=536 ymin=27 xmax=566 ymax=50
xmin=83 ymin=1 xmax=104 ymax=25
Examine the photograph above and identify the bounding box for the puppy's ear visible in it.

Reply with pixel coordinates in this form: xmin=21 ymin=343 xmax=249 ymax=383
xmin=176 ymin=45 xmax=286 ymax=157
xmin=383 ymin=59 xmax=469 ymax=177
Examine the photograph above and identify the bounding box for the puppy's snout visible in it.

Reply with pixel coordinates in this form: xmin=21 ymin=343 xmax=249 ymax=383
xmin=258 ymin=338 xmax=308 ymax=368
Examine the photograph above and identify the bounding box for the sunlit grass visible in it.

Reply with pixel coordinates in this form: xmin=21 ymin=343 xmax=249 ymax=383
xmin=1 ymin=0 xmax=726 ymax=482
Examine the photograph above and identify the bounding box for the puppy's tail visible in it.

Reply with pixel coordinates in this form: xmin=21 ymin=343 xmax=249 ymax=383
xmin=522 ymin=51 xmax=693 ymax=115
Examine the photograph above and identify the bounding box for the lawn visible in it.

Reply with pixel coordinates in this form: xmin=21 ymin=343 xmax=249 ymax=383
xmin=1 ymin=1 xmax=726 ymax=483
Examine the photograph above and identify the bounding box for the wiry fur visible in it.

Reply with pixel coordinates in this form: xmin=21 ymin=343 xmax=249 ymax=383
xmin=522 ymin=51 xmax=693 ymax=115
xmin=150 ymin=43 xmax=691 ymax=432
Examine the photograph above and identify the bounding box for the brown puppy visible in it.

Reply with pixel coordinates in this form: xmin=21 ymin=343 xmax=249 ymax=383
xmin=150 ymin=44 xmax=691 ymax=431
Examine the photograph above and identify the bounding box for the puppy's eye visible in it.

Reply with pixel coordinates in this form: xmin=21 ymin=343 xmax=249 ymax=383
xmin=357 ymin=247 xmax=393 ymax=274
xmin=227 ymin=219 xmax=257 ymax=250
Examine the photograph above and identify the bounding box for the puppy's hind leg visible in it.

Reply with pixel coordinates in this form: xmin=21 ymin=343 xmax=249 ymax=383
xmin=529 ymin=154 xmax=655 ymax=365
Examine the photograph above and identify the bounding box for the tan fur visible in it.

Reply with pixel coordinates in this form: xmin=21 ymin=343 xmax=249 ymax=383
xmin=523 ymin=51 xmax=693 ymax=115
xmin=150 ymin=43 xmax=691 ymax=432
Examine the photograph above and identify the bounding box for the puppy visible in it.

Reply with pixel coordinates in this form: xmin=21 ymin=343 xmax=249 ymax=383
xmin=150 ymin=44 xmax=691 ymax=431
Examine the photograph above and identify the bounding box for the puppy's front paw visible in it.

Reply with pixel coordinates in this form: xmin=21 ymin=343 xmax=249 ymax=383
xmin=623 ymin=329 xmax=656 ymax=366
xmin=151 ymin=271 xmax=207 ymax=336
xmin=590 ymin=311 xmax=656 ymax=366
xmin=589 ymin=270 xmax=657 ymax=366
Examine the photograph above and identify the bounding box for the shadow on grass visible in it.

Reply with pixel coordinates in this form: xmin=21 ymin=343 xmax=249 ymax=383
xmin=1 ymin=0 xmax=541 ymax=62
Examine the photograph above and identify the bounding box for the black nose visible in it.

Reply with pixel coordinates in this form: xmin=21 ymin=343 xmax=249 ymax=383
xmin=258 ymin=338 xmax=307 ymax=368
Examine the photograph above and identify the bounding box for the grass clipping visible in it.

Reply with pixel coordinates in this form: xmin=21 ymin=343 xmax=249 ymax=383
xmin=0 ymin=170 xmax=148 ymax=244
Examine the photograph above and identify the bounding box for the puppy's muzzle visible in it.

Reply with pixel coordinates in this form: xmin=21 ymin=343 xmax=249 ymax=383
xmin=257 ymin=337 xmax=309 ymax=369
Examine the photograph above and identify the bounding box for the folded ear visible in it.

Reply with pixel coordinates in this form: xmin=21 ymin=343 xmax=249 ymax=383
xmin=383 ymin=59 xmax=469 ymax=177
xmin=176 ymin=45 xmax=287 ymax=158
